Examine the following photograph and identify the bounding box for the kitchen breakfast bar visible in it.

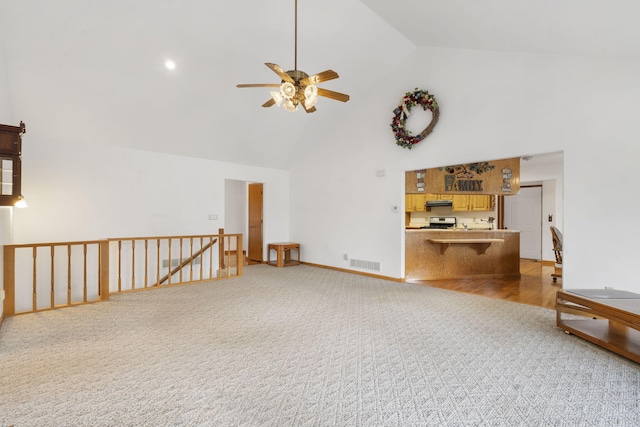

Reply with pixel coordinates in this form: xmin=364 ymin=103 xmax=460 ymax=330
xmin=405 ymin=229 xmax=520 ymax=282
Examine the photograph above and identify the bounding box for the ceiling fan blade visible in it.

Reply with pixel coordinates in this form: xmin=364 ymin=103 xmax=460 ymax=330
xmin=265 ymin=63 xmax=295 ymax=83
xmin=262 ymin=98 xmax=276 ymax=108
xmin=237 ymin=83 xmax=281 ymax=88
xmin=300 ymin=70 xmax=339 ymax=86
xmin=317 ymin=87 xmax=350 ymax=103
xmin=302 ymin=103 xmax=317 ymax=114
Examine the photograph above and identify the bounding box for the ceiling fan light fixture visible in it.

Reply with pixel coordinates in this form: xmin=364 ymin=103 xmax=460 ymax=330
xmin=304 ymin=84 xmax=318 ymax=100
xmin=280 ymin=82 xmax=296 ymax=99
xmin=304 ymin=96 xmax=317 ymax=110
xmin=271 ymin=90 xmax=284 ymax=106
xmin=236 ymin=0 xmax=349 ymax=113
xmin=284 ymin=98 xmax=298 ymax=112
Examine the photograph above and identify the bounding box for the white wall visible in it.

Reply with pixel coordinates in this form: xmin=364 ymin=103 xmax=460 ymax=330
xmin=291 ymin=46 xmax=640 ymax=292
xmin=0 ymin=40 xmax=12 ymax=319
xmin=224 ymin=179 xmax=248 ymax=253
xmin=12 ymin=137 xmax=290 ymax=255
xmin=0 ymin=48 xmax=10 ymax=121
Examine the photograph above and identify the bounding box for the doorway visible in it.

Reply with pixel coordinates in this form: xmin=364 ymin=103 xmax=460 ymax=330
xmin=504 ymin=186 xmax=543 ymax=260
xmin=248 ymin=183 xmax=263 ymax=263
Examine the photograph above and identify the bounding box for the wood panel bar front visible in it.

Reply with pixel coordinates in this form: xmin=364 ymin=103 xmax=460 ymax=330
xmin=405 ymin=229 xmax=520 ymax=281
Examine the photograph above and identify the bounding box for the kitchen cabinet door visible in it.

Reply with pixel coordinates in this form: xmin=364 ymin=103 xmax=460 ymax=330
xmin=405 ymin=194 xmax=427 ymax=212
xmin=452 ymin=195 xmax=469 ymax=211
xmin=425 ymin=193 xmax=453 ymax=201
xmin=452 ymin=195 xmax=494 ymax=211
xmin=469 ymin=195 xmax=494 ymax=211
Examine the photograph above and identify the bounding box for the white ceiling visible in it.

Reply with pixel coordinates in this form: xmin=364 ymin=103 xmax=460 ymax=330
xmin=0 ymin=0 xmax=637 ymax=170
xmin=361 ymin=0 xmax=640 ymax=58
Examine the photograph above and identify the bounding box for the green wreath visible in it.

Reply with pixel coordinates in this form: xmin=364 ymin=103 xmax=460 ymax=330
xmin=390 ymin=88 xmax=439 ymax=149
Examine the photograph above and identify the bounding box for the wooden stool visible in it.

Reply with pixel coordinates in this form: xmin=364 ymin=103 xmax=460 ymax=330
xmin=267 ymin=242 xmax=300 ymax=267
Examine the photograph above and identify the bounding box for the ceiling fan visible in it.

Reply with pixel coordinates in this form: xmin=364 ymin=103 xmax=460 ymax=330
xmin=236 ymin=0 xmax=349 ymax=113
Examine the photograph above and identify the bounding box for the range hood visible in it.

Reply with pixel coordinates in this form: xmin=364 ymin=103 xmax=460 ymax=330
xmin=426 ymin=199 xmax=453 ymax=207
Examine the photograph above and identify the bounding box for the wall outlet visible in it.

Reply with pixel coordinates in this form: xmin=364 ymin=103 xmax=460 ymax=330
xmin=343 ymin=254 xmax=348 ymax=261
xmin=208 ymin=214 xmax=218 ymax=220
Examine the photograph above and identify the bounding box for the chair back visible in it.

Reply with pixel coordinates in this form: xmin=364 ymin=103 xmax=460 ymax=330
xmin=550 ymin=226 xmax=563 ymax=265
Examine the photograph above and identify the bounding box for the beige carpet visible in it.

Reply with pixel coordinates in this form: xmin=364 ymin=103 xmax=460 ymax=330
xmin=0 ymin=264 xmax=638 ymax=426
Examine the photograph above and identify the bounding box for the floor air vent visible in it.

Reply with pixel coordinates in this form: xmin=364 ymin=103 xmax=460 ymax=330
xmin=350 ymin=259 xmax=380 ymax=271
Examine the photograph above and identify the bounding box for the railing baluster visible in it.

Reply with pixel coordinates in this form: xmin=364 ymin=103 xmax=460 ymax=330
xmin=117 ymin=240 xmax=122 ymax=292
xmin=131 ymin=239 xmax=135 ymax=290
xmin=156 ymin=239 xmax=161 ymax=287
xmin=209 ymin=236 xmax=214 ymax=279
xmin=67 ymin=244 xmax=72 ymax=306
xmin=224 ymin=236 xmax=229 ymax=277
xmin=179 ymin=238 xmax=183 ymax=283
xmin=50 ymin=246 xmax=55 ymax=309
xmin=199 ymin=237 xmax=204 ymax=280
xmin=167 ymin=238 xmax=172 ymax=285
xmin=83 ymin=244 xmax=88 ymax=302
xmin=32 ymin=247 xmax=37 ymax=312
xmin=144 ymin=239 xmax=149 ymax=288
xmin=218 ymin=228 xmax=225 ymax=272
xmin=236 ymin=235 xmax=243 ymax=277
xmin=189 ymin=237 xmax=194 ymax=282
xmin=99 ymin=240 xmax=110 ymax=301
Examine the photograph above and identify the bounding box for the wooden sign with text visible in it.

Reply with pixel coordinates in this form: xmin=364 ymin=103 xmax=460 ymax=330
xmin=406 ymin=157 xmax=520 ymax=195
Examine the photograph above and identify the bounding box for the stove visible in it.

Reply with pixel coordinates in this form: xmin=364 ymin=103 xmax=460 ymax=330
xmin=421 ymin=216 xmax=457 ymax=229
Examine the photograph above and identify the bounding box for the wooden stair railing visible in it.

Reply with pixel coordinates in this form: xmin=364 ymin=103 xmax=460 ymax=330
xmin=156 ymin=238 xmax=218 ymax=286
xmin=3 ymin=232 xmax=242 ymax=316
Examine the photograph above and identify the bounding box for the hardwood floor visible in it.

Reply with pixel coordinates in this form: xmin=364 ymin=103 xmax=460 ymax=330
xmin=413 ymin=259 xmax=561 ymax=310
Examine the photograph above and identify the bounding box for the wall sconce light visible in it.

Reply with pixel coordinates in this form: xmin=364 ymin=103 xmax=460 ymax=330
xmin=14 ymin=195 xmax=28 ymax=208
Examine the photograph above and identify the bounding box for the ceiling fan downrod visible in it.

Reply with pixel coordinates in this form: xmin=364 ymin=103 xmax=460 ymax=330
xmin=294 ymin=0 xmax=298 ymax=71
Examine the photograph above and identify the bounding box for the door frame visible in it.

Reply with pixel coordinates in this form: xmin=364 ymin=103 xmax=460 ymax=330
xmin=503 ymin=185 xmax=543 ymax=260
xmin=248 ymin=182 xmax=264 ymax=263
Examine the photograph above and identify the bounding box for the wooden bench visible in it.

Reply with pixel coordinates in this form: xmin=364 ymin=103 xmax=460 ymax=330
xmin=557 ymin=289 xmax=640 ymax=363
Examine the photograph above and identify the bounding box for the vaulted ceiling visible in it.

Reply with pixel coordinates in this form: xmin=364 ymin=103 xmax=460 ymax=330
xmin=1 ymin=0 xmax=637 ymax=170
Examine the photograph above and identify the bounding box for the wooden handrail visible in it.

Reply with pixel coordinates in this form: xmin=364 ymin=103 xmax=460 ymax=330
xmin=156 ymin=238 xmax=218 ymax=286
xmin=8 ymin=239 xmax=105 ymax=248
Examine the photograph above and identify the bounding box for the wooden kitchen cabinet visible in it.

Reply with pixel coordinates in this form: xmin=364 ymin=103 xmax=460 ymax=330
xmin=405 ymin=194 xmax=427 ymax=212
xmin=425 ymin=193 xmax=453 ymax=202
xmin=452 ymin=195 xmax=494 ymax=211
xmin=407 ymin=193 xmax=455 ymax=212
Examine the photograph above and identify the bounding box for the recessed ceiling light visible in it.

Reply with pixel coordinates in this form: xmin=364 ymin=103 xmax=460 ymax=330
xmin=164 ymin=59 xmax=176 ymax=70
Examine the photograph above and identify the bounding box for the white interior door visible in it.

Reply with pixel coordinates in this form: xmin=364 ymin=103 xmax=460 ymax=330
xmin=504 ymin=186 xmax=542 ymax=260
